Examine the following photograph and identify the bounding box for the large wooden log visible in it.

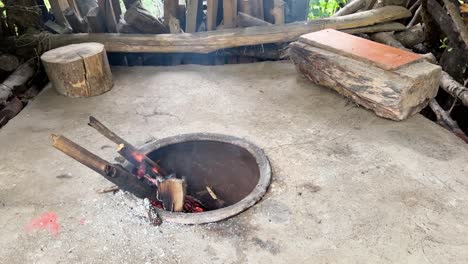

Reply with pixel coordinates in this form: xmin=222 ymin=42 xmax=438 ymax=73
xmin=289 ymin=29 xmax=441 ymax=120
xmin=43 ymin=6 xmax=411 ymax=53
xmin=0 ymin=61 xmax=36 ymax=104
xmin=41 ymin=43 xmax=113 ymax=97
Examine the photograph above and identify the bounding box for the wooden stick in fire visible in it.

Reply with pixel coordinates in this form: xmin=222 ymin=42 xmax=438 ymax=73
xmin=87 ymin=116 xmax=186 ymax=212
xmin=50 ymin=134 xmax=156 ymax=199
xmin=88 ymin=116 xmax=167 ymax=176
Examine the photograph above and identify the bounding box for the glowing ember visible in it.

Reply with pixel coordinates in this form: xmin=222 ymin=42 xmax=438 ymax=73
xmin=150 ymin=195 xmax=205 ymax=213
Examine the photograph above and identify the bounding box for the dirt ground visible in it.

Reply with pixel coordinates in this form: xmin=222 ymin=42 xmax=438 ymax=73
xmin=1 ymin=61 xmax=468 ymax=263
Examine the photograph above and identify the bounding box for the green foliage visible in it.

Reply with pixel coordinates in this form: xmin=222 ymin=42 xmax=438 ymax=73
xmin=308 ymin=0 xmax=347 ymax=19
xmin=439 ymin=37 xmax=453 ymax=52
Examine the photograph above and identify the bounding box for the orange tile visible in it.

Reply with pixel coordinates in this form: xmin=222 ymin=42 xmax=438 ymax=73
xmin=299 ymin=29 xmax=422 ymax=71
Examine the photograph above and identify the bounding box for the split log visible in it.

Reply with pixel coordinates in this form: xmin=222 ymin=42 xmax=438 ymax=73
xmin=394 ymin=23 xmax=424 ymax=47
xmin=86 ymin=7 xmax=107 ymax=33
xmin=440 ymin=71 xmax=468 ymax=107
xmin=0 ymin=97 xmax=23 ymax=127
xmin=124 ymin=3 xmax=168 ymax=34
xmin=42 ymin=6 xmax=411 ymax=53
xmin=428 ymin=99 xmax=468 ymax=143
xmin=64 ymin=7 xmax=88 ymax=33
xmin=0 ymin=61 xmax=36 ymax=105
xmin=289 ymin=29 xmax=441 ymax=120
xmin=333 ymin=0 xmax=368 ymax=17
xmin=0 ymin=54 xmax=20 ymax=72
xmin=41 ymin=43 xmax=113 ymax=97
xmin=157 ymin=178 xmax=186 ymax=212
xmin=237 ymin=12 xmax=272 ymax=27
xmin=51 ymin=134 xmax=155 ymax=199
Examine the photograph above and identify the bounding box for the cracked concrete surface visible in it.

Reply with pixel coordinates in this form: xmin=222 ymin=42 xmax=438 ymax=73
xmin=1 ymin=61 xmax=468 ymax=263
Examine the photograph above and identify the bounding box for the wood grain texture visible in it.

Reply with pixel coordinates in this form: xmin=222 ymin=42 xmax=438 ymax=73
xmin=289 ymin=40 xmax=441 ymax=120
xmin=41 ymin=43 xmax=113 ymax=97
xmin=47 ymin=6 xmax=412 ymax=53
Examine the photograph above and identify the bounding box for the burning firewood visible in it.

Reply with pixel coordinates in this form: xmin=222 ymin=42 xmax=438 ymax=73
xmin=88 ymin=116 xmax=187 ymax=212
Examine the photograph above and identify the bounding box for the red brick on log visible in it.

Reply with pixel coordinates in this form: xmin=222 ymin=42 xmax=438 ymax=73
xmin=289 ymin=29 xmax=441 ymax=120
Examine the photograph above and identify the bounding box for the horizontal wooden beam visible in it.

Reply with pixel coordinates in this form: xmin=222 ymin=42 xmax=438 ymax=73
xmin=10 ymin=6 xmax=411 ymax=54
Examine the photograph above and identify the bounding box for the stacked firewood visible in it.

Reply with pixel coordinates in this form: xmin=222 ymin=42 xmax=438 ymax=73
xmin=331 ymin=0 xmax=468 ymax=142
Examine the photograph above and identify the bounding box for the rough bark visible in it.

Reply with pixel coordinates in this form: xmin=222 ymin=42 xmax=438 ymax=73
xmin=43 ymin=6 xmax=411 ymax=53
xmin=41 ymin=43 xmax=113 ymax=97
xmin=289 ymin=32 xmax=441 ymax=120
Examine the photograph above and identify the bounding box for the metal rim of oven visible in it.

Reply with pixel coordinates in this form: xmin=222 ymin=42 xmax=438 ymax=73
xmin=135 ymin=133 xmax=271 ymax=225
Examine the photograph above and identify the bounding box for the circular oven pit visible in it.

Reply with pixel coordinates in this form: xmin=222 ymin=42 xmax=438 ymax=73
xmin=126 ymin=133 xmax=271 ymax=224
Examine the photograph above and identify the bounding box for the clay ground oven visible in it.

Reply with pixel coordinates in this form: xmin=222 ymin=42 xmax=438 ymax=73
xmin=125 ymin=133 xmax=272 ymax=224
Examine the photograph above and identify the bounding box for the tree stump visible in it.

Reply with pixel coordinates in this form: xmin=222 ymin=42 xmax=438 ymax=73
xmin=41 ymin=43 xmax=113 ymax=97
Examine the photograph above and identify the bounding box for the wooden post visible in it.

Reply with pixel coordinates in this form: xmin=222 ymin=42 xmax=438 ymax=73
xmin=223 ymin=0 xmax=237 ymax=28
xmin=64 ymin=7 xmax=88 ymax=33
xmin=97 ymin=0 xmax=118 ymax=32
xmin=271 ymin=0 xmax=285 ymax=24
xmin=186 ymin=0 xmax=200 ymax=32
xmin=41 ymin=43 xmax=113 ymax=97
xmin=110 ymin=0 xmax=122 ymax=20
xmin=49 ymin=0 xmax=70 ymax=26
xmin=239 ymin=0 xmax=263 ymax=19
xmin=206 ymin=0 xmax=219 ymax=30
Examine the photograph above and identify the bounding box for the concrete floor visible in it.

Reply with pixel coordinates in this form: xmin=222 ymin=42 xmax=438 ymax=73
xmin=1 ymin=61 xmax=468 ymax=263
